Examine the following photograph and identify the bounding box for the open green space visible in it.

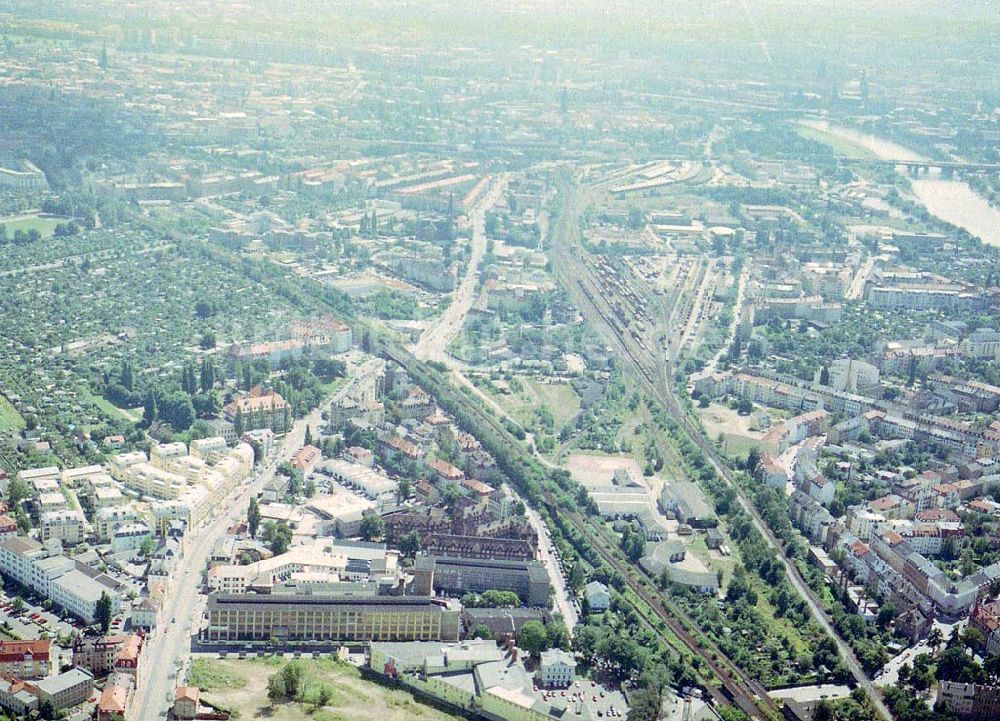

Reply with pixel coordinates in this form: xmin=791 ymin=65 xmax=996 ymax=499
xmin=0 ymin=396 xmax=25 ymax=433
xmin=794 ymin=125 xmax=878 ymax=161
xmin=192 ymin=657 xmax=463 ymax=721
xmin=0 ymin=214 xmax=64 ymax=239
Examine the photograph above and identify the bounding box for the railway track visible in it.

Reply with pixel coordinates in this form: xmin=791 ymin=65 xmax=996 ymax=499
xmin=548 ymin=179 xmax=893 ymax=721
xmin=566 ymin=508 xmax=780 ymax=719
xmin=379 ymin=339 xmax=777 ymax=720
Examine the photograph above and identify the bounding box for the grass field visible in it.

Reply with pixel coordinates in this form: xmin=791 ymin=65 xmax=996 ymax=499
xmin=0 ymin=396 xmax=25 ymax=433
xmin=193 ymin=657 xmax=463 ymax=721
xmin=77 ymin=386 xmax=139 ymax=422
xmin=0 ymin=214 xmax=64 ymax=239
xmin=492 ymin=376 xmax=581 ymax=434
xmin=795 ymin=124 xmax=877 ymax=161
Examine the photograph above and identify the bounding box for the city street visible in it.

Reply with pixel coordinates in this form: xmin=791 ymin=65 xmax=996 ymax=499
xmin=133 ymin=404 xmax=322 ymax=720
xmin=412 ymin=173 xmax=509 ymax=362
xmin=525 ymin=503 xmax=579 ymax=633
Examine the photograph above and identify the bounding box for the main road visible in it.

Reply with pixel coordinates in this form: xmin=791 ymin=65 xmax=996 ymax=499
xmin=412 ymin=173 xmax=509 ymax=362
xmin=133 ymin=404 xmax=323 ymax=720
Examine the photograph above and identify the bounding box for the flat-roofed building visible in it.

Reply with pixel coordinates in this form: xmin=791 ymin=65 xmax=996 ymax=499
xmin=202 ymin=593 xmax=460 ymax=644
xmin=96 ymin=506 xmax=139 ymax=541
xmin=413 ymin=556 xmax=550 ymax=607
xmin=50 ymin=569 xmax=121 ymax=624
xmin=60 ymin=465 xmax=105 ymax=488
xmin=190 ymin=436 xmax=230 ymax=463
xmin=40 ymin=510 xmax=85 ymax=545
xmin=92 ymin=486 xmax=124 ymax=509
xmin=0 ymin=677 xmax=38 ymax=715
xmin=33 ymin=667 xmax=94 ymax=709
xmin=323 ymin=459 xmax=398 ymax=499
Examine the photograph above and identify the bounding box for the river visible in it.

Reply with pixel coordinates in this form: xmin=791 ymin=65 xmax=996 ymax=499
xmin=801 ymin=120 xmax=1000 ymax=248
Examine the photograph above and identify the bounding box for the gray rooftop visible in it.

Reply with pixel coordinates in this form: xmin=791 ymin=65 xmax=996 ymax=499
xmin=34 ymin=667 xmax=93 ymax=695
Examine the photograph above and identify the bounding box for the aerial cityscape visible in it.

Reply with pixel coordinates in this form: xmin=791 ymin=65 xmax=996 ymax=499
xmin=0 ymin=1 xmax=997 ymax=720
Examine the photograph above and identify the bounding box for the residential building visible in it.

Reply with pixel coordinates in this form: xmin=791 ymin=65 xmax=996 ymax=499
xmin=421 ymin=534 xmax=534 ymax=562
xmin=40 ymin=509 xmax=85 ymax=545
xmin=537 ymin=649 xmax=576 ymax=688
xmin=96 ymin=506 xmax=139 ymax=541
xmin=111 ymin=523 xmax=152 ymax=554
xmin=584 ymin=581 xmax=611 ymax=612
xmin=459 ymin=607 xmax=550 ymax=643
xmin=291 ymin=444 xmax=321 ymax=475
xmin=174 ymin=687 xmax=200 ymax=720
xmin=223 ymin=386 xmax=292 ymax=433
xmin=73 ymin=635 xmax=128 ymax=677
xmin=936 ymin=681 xmax=1000 ymax=721
xmin=0 ymin=677 xmax=38 ymax=716
xmin=96 ymin=673 xmax=133 ymax=721
xmin=0 ymin=640 xmax=49 ymax=679
xmin=33 ymin=667 xmax=94 ymax=709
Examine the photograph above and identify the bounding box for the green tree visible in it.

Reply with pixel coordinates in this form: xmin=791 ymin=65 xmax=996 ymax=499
xmin=441 ymin=483 xmax=462 ymax=512
xmin=120 ymin=360 xmax=134 ymax=392
xmin=267 ymin=672 xmax=287 ymax=701
xmin=519 ymin=620 xmax=548 ymax=658
xmin=472 ymin=624 xmax=492 ymax=640
xmin=199 ymin=358 xmax=215 ymax=392
xmin=7 ymin=476 xmax=30 ymax=510
xmin=281 ymin=661 xmax=304 ymax=699
xmin=812 ymin=699 xmax=834 ymax=721
xmin=928 ymin=628 xmax=944 ymax=654
xmin=400 ymin=531 xmax=421 ymax=558
xmin=142 ymin=393 xmax=157 ymax=427
xmin=360 ymin=511 xmax=385 ymax=541
xmin=95 ymin=591 xmax=113 ymax=634
xmin=248 ymin=497 xmax=261 ymax=539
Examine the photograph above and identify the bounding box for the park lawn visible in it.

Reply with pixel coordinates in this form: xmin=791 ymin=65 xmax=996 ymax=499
xmin=0 ymin=215 xmax=64 ymax=239
xmin=524 ymin=379 xmax=581 ymax=431
xmin=188 ymin=658 xmax=249 ymax=692
xmin=794 ymin=124 xmax=878 ymax=160
xmin=718 ymin=433 xmax=760 ymax=463
xmin=77 ymin=386 xmax=138 ymax=422
xmin=194 ymin=657 xmax=463 ymax=721
xmin=494 ymin=376 xmax=582 ymax=434
xmin=0 ymin=396 xmax=25 ymax=433
xmin=320 ymin=376 xmax=348 ymax=397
